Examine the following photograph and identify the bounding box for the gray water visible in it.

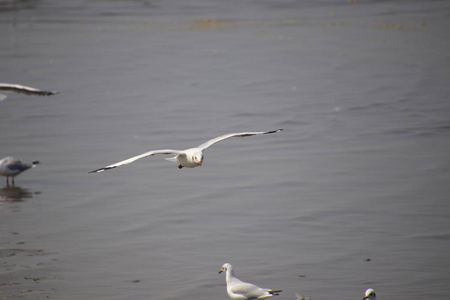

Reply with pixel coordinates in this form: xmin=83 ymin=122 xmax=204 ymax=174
xmin=1 ymin=1 xmax=450 ymax=299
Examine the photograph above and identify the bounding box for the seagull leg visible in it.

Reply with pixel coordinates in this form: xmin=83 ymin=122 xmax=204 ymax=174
xmin=6 ymin=176 xmax=9 ymax=187
xmin=11 ymin=177 xmax=15 ymax=186
xmin=178 ymin=164 xmax=183 ymax=169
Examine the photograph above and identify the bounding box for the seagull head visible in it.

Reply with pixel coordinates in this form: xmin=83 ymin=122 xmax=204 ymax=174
xmin=363 ymin=289 xmax=376 ymax=300
xmin=219 ymin=263 xmax=232 ymax=274
xmin=193 ymin=152 xmax=203 ymax=166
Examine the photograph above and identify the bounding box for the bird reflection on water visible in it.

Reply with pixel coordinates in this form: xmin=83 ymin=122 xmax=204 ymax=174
xmin=0 ymin=186 xmax=37 ymax=202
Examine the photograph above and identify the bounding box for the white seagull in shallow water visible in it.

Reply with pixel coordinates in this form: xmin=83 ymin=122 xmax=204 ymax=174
xmin=89 ymin=129 xmax=282 ymax=173
xmin=0 ymin=83 xmax=58 ymax=100
xmin=0 ymin=156 xmax=40 ymax=186
xmin=363 ymin=288 xmax=376 ymax=300
xmin=219 ymin=263 xmax=282 ymax=300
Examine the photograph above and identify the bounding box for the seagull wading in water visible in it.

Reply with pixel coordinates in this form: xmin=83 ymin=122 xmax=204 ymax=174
xmin=219 ymin=263 xmax=282 ymax=300
xmin=89 ymin=129 xmax=282 ymax=173
xmin=0 ymin=156 xmax=40 ymax=186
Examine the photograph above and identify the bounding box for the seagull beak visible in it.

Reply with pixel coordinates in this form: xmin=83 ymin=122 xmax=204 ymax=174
xmin=198 ymin=160 xmax=202 ymax=165
xmin=218 ymin=269 xmax=223 ymax=274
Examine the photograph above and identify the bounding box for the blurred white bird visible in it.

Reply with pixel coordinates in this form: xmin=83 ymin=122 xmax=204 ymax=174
xmin=0 ymin=83 xmax=58 ymax=100
xmin=0 ymin=156 xmax=40 ymax=186
xmin=363 ymin=288 xmax=376 ymax=300
xmin=219 ymin=263 xmax=282 ymax=300
xmin=295 ymin=293 xmax=311 ymax=300
xmin=89 ymin=129 xmax=282 ymax=173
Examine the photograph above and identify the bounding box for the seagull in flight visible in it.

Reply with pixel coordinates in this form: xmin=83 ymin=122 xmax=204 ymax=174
xmin=219 ymin=263 xmax=282 ymax=300
xmin=0 ymin=83 xmax=58 ymax=100
xmin=89 ymin=129 xmax=282 ymax=173
xmin=0 ymin=156 xmax=40 ymax=186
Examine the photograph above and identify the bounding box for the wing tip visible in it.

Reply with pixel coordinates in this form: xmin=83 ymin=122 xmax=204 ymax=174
xmin=88 ymin=166 xmax=115 ymax=174
xmin=269 ymin=290 xmax=282 ymax=296
xmin=0 ymin=84 xmax=59 ymax=96
xmin=265 ymin=128 xmax=283 ymax=134
xmin=34 ymin=90 xmax=59 ymax=96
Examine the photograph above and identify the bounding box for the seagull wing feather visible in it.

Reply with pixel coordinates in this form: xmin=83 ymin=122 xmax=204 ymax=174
xmin=0 ymin=83 xmax=58 ymax=96
xmin=230 ymin=281 xmax=264 ymax=298
xmin=197 ymin=129 xmax=282 ymax=150
xmin=89 ymin=149 xmax=183 ymax=173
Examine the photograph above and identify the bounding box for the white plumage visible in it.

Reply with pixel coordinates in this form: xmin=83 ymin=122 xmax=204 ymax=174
xmin=0 ymin=83 xmax=58 ymax=100
xmin=89 ymin=129 xmax=282 ymax=173
xmin=219 ymin=263 xmax=282 ymax=300
xmin=363 ymin=288 xmax=376 ymax=300
xmin=0 ymin=156 xmax=40 ymax=186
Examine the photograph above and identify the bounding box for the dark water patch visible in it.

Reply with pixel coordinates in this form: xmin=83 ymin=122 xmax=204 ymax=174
xmin=0 ymin=186 xmax=34 ymax=202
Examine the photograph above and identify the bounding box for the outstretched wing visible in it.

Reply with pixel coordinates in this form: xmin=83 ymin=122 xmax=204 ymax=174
xmin=89 ymin=149 xmax=184 ymax=173
xmin=0 ymin=83 xmax=58 ymax=96
xmin=197 ymin=129 xmax=282 ymax=150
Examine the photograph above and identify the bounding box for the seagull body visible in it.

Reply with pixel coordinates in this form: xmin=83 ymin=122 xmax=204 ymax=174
xmin=219 ymin=263 xmax=282 ymax=300
xmin=0 ymin=156 xmax=40 ymax=186
xmin=0 ymin=83 xmax=58 ymax=100
xmin=89 ymin=129 xmax=282 ymax=173
xmin=363 ymin=288 xmax=376 ymax=300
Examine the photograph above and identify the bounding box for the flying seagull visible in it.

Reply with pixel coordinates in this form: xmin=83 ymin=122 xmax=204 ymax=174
xmin=0 ymin=83 xmax=58 ymax=100
xmin=89 ymin=129 xmax=282 ymax=173
xmin=219 ymin=263 xmax=282 ymax=300
xmin=0 ymin=156 xmax=40 ymax=186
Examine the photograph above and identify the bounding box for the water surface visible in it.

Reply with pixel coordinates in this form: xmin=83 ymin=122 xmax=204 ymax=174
xmin=1 ymin=1 xmax=450 ymax=299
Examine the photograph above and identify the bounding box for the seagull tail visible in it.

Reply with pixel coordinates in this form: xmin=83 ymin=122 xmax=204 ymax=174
xmin=164 ymin=156 xmax=178 ymax=163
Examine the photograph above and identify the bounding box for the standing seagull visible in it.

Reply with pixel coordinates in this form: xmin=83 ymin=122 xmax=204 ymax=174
xmin=363 ymin=289 xmax=376 ymax=300
xmin=219 ymin=263 xmax=282 ymax=300
xmin=0 ymin=83 xmax=58 ymax=100
xmin=89 ymin=129 xmax=282 ymax=173
xmin=0 ymin=156 xmax=40 ymax=186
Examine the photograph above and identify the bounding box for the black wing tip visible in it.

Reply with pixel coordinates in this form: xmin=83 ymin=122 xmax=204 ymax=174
xmin=32 ymin=161 xmax=40 ymax=165
xmin=265 ymin=129 xmax=283 ymax=134
xmin=269 ymin=290 xmax=282 ymax=295
xmin=33 ymin=90 xmax=59 ymax=96
xmin=88 ymin=166 xmax=116 ymax=174
xmin=1 ymin=87 xmax=59 ymax=96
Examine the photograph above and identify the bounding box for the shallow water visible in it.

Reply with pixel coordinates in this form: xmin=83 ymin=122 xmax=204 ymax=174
xmin=1 ymin=1 xmax=450 ymax=299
